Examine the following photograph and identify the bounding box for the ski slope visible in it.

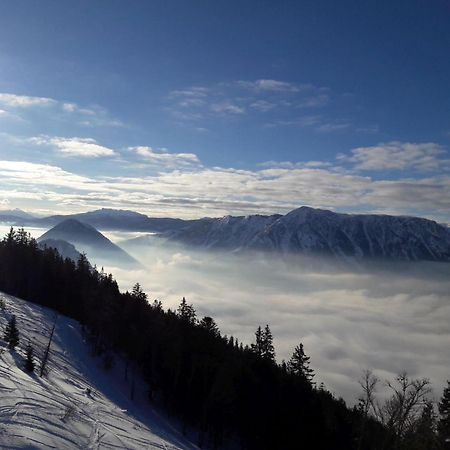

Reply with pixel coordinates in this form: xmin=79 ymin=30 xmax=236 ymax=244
xmin=0 ymin=292 xmax=198 ymax=450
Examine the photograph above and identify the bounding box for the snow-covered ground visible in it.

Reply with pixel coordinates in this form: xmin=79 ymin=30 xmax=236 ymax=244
xmin=0 ymin=292 xmax=198 ymax=450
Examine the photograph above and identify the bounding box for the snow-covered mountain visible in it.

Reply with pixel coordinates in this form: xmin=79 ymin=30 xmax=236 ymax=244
xmin=166 ymin=207 xmax=450 ymax=262
xmin=0 ymin=292 xmax=197 ymax=450
xmin=0 ymin=208 xmax=36 ymax=220
xmin=38 ymin=219 xmax=141 ymax=268
xmin=165 ymin=214 xmax=282 ymax=250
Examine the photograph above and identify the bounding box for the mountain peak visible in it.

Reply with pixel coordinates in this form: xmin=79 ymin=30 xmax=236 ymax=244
xmin=38 ymin=219 xmax=140 ymax=268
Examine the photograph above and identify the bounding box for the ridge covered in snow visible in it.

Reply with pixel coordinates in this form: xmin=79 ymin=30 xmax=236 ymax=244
xmin=164 ymin=206 xmax=450 ymax=262
xmin=0 ymin=292 xmax=197 ymax=450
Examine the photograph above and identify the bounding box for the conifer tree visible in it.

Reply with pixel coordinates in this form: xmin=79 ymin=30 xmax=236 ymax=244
xmin=199 ymin=316 xmax=220 ymax=337
xmin=151 ymin=299 xmax=163 ymax=311
xmin=4 ymin=314 xmax=19 ymax=350
xmin=287 ymin=343 xmax=315 ymax=384
xmin=251 ymin=325 xmax=264 ymax=357
xmin=177 ymin=297 xmax=197 ymax=324
xmin=25 ymin=342 xmax=35 ymax=373
xmin=438 ymin=381 xmax=450 ymax=448
xmin=132 ymin=283 xmax=147 ymax=303
xmin=251 ymin=325 xmax=275 ymax=361
xmin=262 ymin=324 xmax=275 ymax=362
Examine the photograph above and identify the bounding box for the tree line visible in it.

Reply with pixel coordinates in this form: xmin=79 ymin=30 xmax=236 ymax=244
xmin=0 ymin=227 xmax=448 ymax=449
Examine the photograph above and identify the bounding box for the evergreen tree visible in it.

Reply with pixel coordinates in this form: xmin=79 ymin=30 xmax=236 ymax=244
xmin=77 ymin=252 xmax=90 ymax=273
xmin=287 ymin=343 xmax=315 ymax=383
xmin=131 ymin=283 xmax=147 ymax=303
xmin=262 ymin=324 xmax=275 ymax=362
xmin=4 ymin=315 xmax=19 ymax=350
xmin=439 ymin=381 xmax=450 ymax=449
xmin=177 ymin=297 xmax=197 ymax=324
xmin=199 ymin=316 xmax=220 ymax=337
xmin=251 ymin=325 xmax=275 ymax=361
xmin=151 ymin=299 xmax=163 ymax=311
xmin=251 ymin=325 xmax=264 ymax=357
xmin=25 ymin=342 xmax=35 ymax=373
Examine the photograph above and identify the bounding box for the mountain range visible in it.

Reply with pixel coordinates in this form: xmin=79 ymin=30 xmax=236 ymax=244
xmin=160 ymin=207 xmax=450 ymax=262
xmin=2 ymin=206 xmax=450 ymax=263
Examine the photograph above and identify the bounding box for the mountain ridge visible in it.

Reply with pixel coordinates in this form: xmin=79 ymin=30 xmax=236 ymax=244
xmin=164 ymin=206 xmax=450 ymax=262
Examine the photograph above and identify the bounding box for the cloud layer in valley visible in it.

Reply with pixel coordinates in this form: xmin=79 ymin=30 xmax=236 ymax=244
xmin=101 ymin=237 xmax=450 ymax=404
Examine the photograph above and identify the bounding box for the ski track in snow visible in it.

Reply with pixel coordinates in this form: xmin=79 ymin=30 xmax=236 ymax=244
xmin=0 ymin=292 xmax=198 ymax=450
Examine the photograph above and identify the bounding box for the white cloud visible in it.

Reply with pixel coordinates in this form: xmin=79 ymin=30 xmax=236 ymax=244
xmin=249 ymin=100 xmax=276 ymax=112
xmin=0 ymin=160 xmax=100 ymax=191
xmin=237 ymin=79 xmax=302 ymax=92
xmin=340 ymin=142 xmax=450 ymax=171
xmin=0 ymin=92 xmax=122 ymax=128
xmin=266 ymin=115 xmax=351 ymax=133
xmin=31 ymin=136 xmax=117 ymax=158
xmin=129 ymin=146 xmax=201 ymax=168
xmin=168 ymin=87 xmax=210 ymax=98
xmin=210 ymin=102 xmax=245 ymax=115
xmin=0 ymin=92 xmax=56 ymax=108
xmin=296 ymin=94 xmax=330 ymax=108
xmin=1 ymin=140 xmax=449 ymax=221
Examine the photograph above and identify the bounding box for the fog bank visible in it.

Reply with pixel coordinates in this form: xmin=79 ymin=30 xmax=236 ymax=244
xmin=105 ymin=233 xmax=450 ymax=404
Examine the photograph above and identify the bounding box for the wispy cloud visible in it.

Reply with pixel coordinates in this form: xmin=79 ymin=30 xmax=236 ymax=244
xmin=166 ymin=79 xmax=334 ymax=128
xmin=236 ymin=79 xmax=304 ymax=92
xmin=0 ymin=91 xmax=123 ymax=128
xmin=339 ymin=142 xmax=450 ymax=171
xmin=210 ymin=102 xmax=245 ymax=115
xmin=0 ymin=160 xmax=99 ymax=191
xmin=129 ymin=146 xmax=201 ymax=169
xmin=265 ymin=115 xmax=352 ymax=133
xmin=30 ymin=136 xmax=117 ymax=158
xmin=0 ymin=92 xmax=56 ymax=108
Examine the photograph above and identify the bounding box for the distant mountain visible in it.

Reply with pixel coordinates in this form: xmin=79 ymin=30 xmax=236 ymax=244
xmin=164 ymin=214 xmax=282 ymax=250
xmin=0 ymin=208 xmax=36 ymax=220
xmin=165 ymin=206 xmax=450 ymax=262
xmin=38 ymin=219 xmax=141 ymax=268
xmin=41 ymin=208 xmax=190 ymax=232
xmin=0 ymin=209 xmax=37 ymax=225
xmin=38 ymin=238 xmax=83 ymax=263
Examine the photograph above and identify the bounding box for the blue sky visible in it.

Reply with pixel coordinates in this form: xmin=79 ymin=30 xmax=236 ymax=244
xmin=0 ymin=0 xmax=449 ymax=220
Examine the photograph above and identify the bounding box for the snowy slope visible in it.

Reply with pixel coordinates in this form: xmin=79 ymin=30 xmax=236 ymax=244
xmin=0 ymin=292 xmax=198 ymax=450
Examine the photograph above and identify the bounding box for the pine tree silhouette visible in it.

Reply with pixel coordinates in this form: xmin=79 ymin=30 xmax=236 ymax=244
xmin=251 ymin=325 xmax=275 ymax=361
xmin=199 ymin=316 xmax=220 ymax=337
xmin=262 ymin=324 xmax=275 ymax=362
xmin=4 ymin=315 xmax=19 ymax=350
xmin=251 ymin=325 xmax=264 ymax=357
xmin=177 ymin=297 xmax=197 ymax=324
xmin=288 ymin=343 xmax=315 ymax=384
